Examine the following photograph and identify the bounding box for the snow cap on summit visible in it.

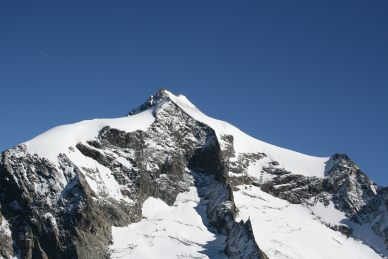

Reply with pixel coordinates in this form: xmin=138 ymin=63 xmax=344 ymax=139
xmin=129 ymin=89 xmax=198 ymax=115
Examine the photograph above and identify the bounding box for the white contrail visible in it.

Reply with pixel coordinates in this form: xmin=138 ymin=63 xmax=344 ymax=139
xmin=39 ymin=51 xmax=59 ymax=61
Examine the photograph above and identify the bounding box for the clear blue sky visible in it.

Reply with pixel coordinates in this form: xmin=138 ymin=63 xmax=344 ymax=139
xmin=1 ymin=1 xmax=387 ymax=184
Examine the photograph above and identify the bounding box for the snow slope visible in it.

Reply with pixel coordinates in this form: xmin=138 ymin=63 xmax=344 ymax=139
xmin=166 ymin=91 xmax=330 ymax=178
xmin=308 ymin=200 xmax=388 ymax=257
xmin=233 ymin=184 xmax=382 ymax=259
xmin=110 ymin=184 xmax=227 ymax=259
xmin=24 ymin=109 xmax=154 ymax=162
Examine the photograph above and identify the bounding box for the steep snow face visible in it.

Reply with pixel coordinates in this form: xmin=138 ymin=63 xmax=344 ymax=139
xmin=165 ymin=91 xmax=330 ymax=178
xmin=110 ymin=185 xmax=227 ymax=259
xmin=24 ymin=109 xmax=155 ymax=163
xmin=233 ymin=185 xmax=382 ymax=259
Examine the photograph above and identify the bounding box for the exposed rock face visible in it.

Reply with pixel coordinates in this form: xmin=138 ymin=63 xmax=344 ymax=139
xmin=0 ymin=147 xmax=124 ymax=259
xmin=193 ymin=172 xmax=267 ymax=259
xmin=0 ymin=89 xmax=385 ymax=258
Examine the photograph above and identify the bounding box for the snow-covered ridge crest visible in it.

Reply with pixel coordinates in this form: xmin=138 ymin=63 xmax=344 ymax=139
xmin=24 ymin=108 xmax=155 ymax=163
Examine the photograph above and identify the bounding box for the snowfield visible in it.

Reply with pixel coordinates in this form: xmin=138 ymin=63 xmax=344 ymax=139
xmin=233 ymin=184 xmax=382 ymax=259
xmin=110 ymin=185 xmax=227 ymax=259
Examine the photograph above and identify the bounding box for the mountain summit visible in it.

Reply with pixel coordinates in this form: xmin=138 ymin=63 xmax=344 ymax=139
xmin=0 ymin=90 xmax=386 ymax=259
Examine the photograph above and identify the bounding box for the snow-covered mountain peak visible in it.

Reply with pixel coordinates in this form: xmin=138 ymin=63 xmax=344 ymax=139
xmin=20 ymin=89 xmax=345 ymax=182
xmin=1 ymin=89 xmax=386 ymax=259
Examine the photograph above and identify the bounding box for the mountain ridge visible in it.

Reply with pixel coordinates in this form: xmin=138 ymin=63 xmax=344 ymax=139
xmin=0 ymin=89 xmax=386 ymax=259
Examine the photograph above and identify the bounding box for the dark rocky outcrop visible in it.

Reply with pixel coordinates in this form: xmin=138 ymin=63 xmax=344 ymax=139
xmin=189 ymin=131 xmax=267 ymax=258
xmin=193 ymin=172 xmax=267 ymax=259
